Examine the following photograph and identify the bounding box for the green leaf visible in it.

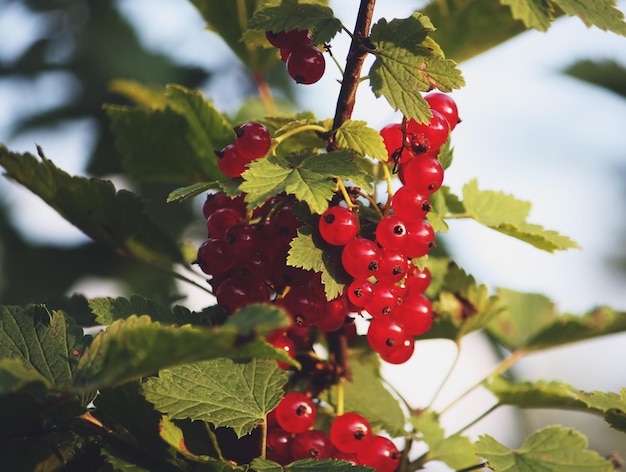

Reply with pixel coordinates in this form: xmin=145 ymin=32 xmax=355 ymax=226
xmin=250 ymin=457 xmax=375 ymax=471
xmin=334 ymin=120 xmax=388 ymax=161
xmin=107 ymin=84 xmax=233 ymax=183
xmin=287 ymin=227 xmax=351 ymax=300
xmin=487 ymin=288 xmax=626 ymax=352
xmin=88 ymin=294 xmax=219 ymax=326
xmin=72 ymin=304 xmax=294 ymax=392
xmin=553 ymin=0 xmax=626 ymax=35
xmin=167 ymin=182 xmax=219 ymax=203
xmin=189 ymin=0 xmax=278 ymax=70
xmin=500 ymin=0 xmax=554 ymax=31
xmin=143 ymin=358 xmax=287 ymax=437
xmin=427 ymin=186 xmax=455 ymax=233
xmin=485 ymin=377 xmax=626 ymax=433
xmin=461 ymin=179 xmax=580 ymax=252
xmin=0 ymin=145 xmax=185 ymax=267
xmin=420 ymin=261 xmax=505 ymax=341
xmin=328 ymin=344 xmax=406 ymax=437
xmin=0 ymin=305 xmax=92 ymax=415
xmin=474 ymin=425 xmax=614 ymax=471
xmin=369 ymin=14 xmax=465 ymax=122
xmin=411 ymin=410 xmax=479 ymax=470
xmin=247 ymin=0 xmax=342 ymax=45
xmin=240 ymin=151 xmax=371 ymax=214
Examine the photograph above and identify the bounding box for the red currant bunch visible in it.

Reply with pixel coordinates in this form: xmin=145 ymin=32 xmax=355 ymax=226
xmin=265 ymin=29 xmax=326 ymax=85
xmin=215 ymin=121 xmax=272 ymax=178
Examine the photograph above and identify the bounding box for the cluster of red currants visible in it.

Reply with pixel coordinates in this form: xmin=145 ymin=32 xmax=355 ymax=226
xmin=265 ymin=29 xmax=326 ymax=85
xmin=215 ymin=122 xmax=272 ymax=178
xmin=267 ymin=392 xmax=401 ymax=472
xmin=318 ymin=92 xmax=460 ymax=364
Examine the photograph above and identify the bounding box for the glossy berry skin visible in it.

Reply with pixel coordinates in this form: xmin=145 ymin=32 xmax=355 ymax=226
xmin=401 ymin=156 xmax=444 ymax=194
xmin=377 ymin=248 xmax=409 ymax=284
xmin=406 ymin=109 xmax=450 ymax=155
xmin=206 ymin=207 xmax=244 ymax=239
xmin=281 ymin=286 xmax=324 ymax=327
xmin=376 ymin=215 xmax=408 ymax=250
xmin=356 ymin=435 xmax=402 ymax=472
xmin=404 ymin=266 xmax=432 ymax=295
xmin=380 ymin=123 xmax=408 ymax=163
xmin=234 ymin=122 xmax=272 ymax=160
xmin=346 ymin=278 xmax=375 ymax=308
xmin=391 ymin=186 xmax=431 ymax=222
xmin=196 ymin=238 xmax=234 ymax=276
xmin=286 ymin=45 xmax=325 ymax=84
xmin=216 ymin=144 xmax=248 ymax=178
xmin=365 ymin=283 xmax=403 ymax=318
xmin=404 ymin=219 xmax=435 ymax=259
xmin=330 ymin=412 xmax=372 ymax=453
xmin=266 ymin=330 xmax=296 ymax=370
xmin=290 ymin=429 xmax=334 ymax=460
xmin=379 ymin=339 xmax=415 ymax=364
xmin=395 ymin=292 xmax=433 ymax=336
xmin=275 ymin=392 xmax=317 ymax=434
xmin=424 ymin=92 xmax=460 ymax=131
xmin=266 ymin=427 xmax=294 ymax=465
xmin=341 ymin=238 xmax=382 ymax=279
xmin=319 ymin=206 xmax=359 ymax=246
xmin=316 ymin=296 xmax=349 ymax=332
xmin=366 ymin=316 xmax=412 ymax=358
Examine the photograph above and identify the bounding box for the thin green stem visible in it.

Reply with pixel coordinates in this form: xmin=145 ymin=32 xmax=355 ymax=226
xmin=426 ymin=340 xmax=461 ymax=410
xmin=272 ymin=123 xmax=328 ymax=150
xmin=338 ymin=180 xmax=356 ymax=209
xmin=452 ymin=403 xmax=500 ymax=437
xmin=205 ymin=422 xmax=224 ymax=461
xmin=260 ymin=419 xmax=268 ymax=459
xmin=438 ymin=349 xmax=525 ymax=416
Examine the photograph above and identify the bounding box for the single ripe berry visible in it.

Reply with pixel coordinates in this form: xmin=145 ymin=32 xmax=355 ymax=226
xmin=404 ymin=265 xmax=431 ymax=295
xmin=266 ymin=330 xmax=296 ymax=370
xmin=404 ymin=219 xmax=435 ymax=258
xmin=377 ymin=248 xmax=409 ymax=284
xmin=196 ymin=238 xmax=235 ymax=276
xmin=319 ymin=206 xmax=359 ymax=246
xmin=391 ymin=186 xmax=431 ymax=222
xmin=395 ymin=292 xmax=433 ymax=337
xmin=290 ymin=429 xmax=334 ymax=460
xmin=206 ymin=207 xmax=244 ymax=239
xmin=316 ymin=296 xmax=349 ymax=332
xmin=346 ymin=278 xmax=375 ymax=308
xmin=275 ymin=392 xmax=317 ymax=434
xmin=356 ymin=435 xmax=402 ymax=472
xmin=424 ymin=92 xmax=460 ymax=131
xmin=234 ymin=122 xmax=272 ymax=160
xmin=406 ymin=109 xmax=450 ymax=155
xmin=215 ymin=144 xmax=248 ymax=178
xmin=380 ymin=123 xmax=407 ymax=163
xmin=330 ymin=412 xmax=372 ymax=453
xmin=266 ymin=427 xmax=294 ymax=465
xmin=341 ymin=238 xmax=382 ymax=279
xmin=376 ymin=215 xmax=408 ymax=250
xmin=281 ymin=286 xmax=324 ymax=327
xmin=364 ymin=283 xmax=403 ymax=318
xmin=286 ymin=45 xmax=326 ymax=84
xmin=366 ymin=316 xmax=412 ymax=358
xmin=401 ymin=155 xmax=444 ymax=194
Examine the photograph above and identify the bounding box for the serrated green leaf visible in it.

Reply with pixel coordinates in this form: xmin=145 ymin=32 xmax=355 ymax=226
xmin=88 ymin=294 xmax=220 ymax=326
xmin=109 ymin=79 xmax=168 ymax=108
xmin=411 ymin=410 xmax=479 ymax=470
xmin=107 ymin=84 xmax=233 ymax=183
xmin=553 ymin=0 xmax=626 ymax=35
xmin=250 ymin=457 xmax=375 ymax=471
xmin=72 ymin=304 xmax=294 ymax=392
xmin=334 ymin=120 xmax=387 ymax=161
xmin=369 ymin=14 xmax=465 ymax=122
xmin=247 ymin=0 xmax=342 ymax=45
xmin=0 ymin=145 xmax=184 ymax=267
xmin=189 ymin=0 xmax=277 ymax=70
xmin=0 ymin=305 xmax=93 ymax=415
xmin=419 ymin=261 xmax=505 ymax=341
xmin=486 ymin=288 xmax=626 ymax=352
xmin=328 ymin=347 xmax=406 ymax=437
xmin=240 ymin=151 xmax=370 ymax=214
xmin=474 ymin=425 xmax=614 ymax=471
xmin=500 ymin=0 xmax=554 ymax=31
xmin=143 ymin=358 xmax=287 ymax=437
xmin=461 ymin=179 xmax=580 ymax=252
xmin=167 ymin=182 xmax=219 ymax=203
xmin=287 ymin=227 xmax=350 ymax=300
xmin=485 ymin=377 xmax=626 ymax=433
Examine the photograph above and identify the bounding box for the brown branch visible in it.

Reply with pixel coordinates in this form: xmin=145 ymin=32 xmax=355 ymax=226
xmin=330 ymin=0 xmax=377 ymax=134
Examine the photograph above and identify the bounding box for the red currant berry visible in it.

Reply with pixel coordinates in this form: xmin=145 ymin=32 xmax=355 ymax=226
xmin=356 ymin=435 xmax=402 ymax=472
xmin=224 ymin=223 xmax=258 ymax=258
xmin=364 ymin=283 xmax=403 ymax=318
xmin=265 ymin=29 xmax=311 ymax=49
xmin=319 ymin=206 xmax=359 ymax=246
xmin=404 ymin=265 xmax=431 ymax=295
xmin=346 ymin=278 xmax=375 ymax=308
xmin=266 ymin=330 xmax=296 ymax=370
xmin=377 ymin=248 xmax=409 ymax=284
xmin=330 ymin=412 xmax=372 ymax=453
xmin=401 ymin=155 xmax=444 ymax=194
xmin=286 ymin=45 xmax=326 ymax=84
xmin=406 ymin=109 xmax=450 ymax=155
xmin=391 ymin=186 xmax=431 ymax=222
xmin=275 ymin=392 xmax=316 ymax=434
xmin=206 ymin=207 xmax=244 ymax=239
xmin=234 ymin=122 xmax=272 ymax=161
xmin=215 ymin=144 xmax=248 ymax=178
xmin=215 ymin=277 xmax=270 ymax=314
xmin=316 ymin=296 xmax=349 ymax=332
xmin=266 ymin=427 xmax=294 ymax=465
xmin=196 ymin=238 xmax=235 ymax=276
xmin=366 ymin=316 xmax=412 ymax=357
xmin=404 ymin=219 xmax=435 ymax=258
xmin=341 ymin=238 xmax=382 ymax=279
xmin=290 ymin=429 xmax=334 ymax=460
xmin=395 ymin=292 xmax=433 ymax=336
xmin=424 ymin=92 xmax=460 ymax=131
xmin=380 ymin=123 xmax=408 ymax=163
xmin=376 ymin=215 xmax=408 ymax=250
xmin=281 ymin=286 xmax=324 ymax=327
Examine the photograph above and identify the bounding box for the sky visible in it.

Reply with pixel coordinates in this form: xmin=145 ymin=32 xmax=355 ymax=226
xmin=1 ymin=0 xmax=626 ymax=464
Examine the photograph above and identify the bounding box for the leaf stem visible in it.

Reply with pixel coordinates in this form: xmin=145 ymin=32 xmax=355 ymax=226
xmin=438 ymin=349 xmax=525 ymax=416
xmin=272 ymin=123 xmax=329 ymax=151
xmin=336 ymin=381 xmax=345 ymax=416
xmin=452 ymin=403 xmax=500 ymax=436
xmin=426 ymin=340 xmax=460 ymax=410
xmin=205 ymin=422 xmax=225 ymax=461
xmin=381 ymin=163 xmax=395 ymax=215
xmin=338 ymin=180 xmax=356 ymax=209
xmin=260 ymin=418 xmax=268 ymax=459
xmin=253 ymin=70 xmax=277 ymax=116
